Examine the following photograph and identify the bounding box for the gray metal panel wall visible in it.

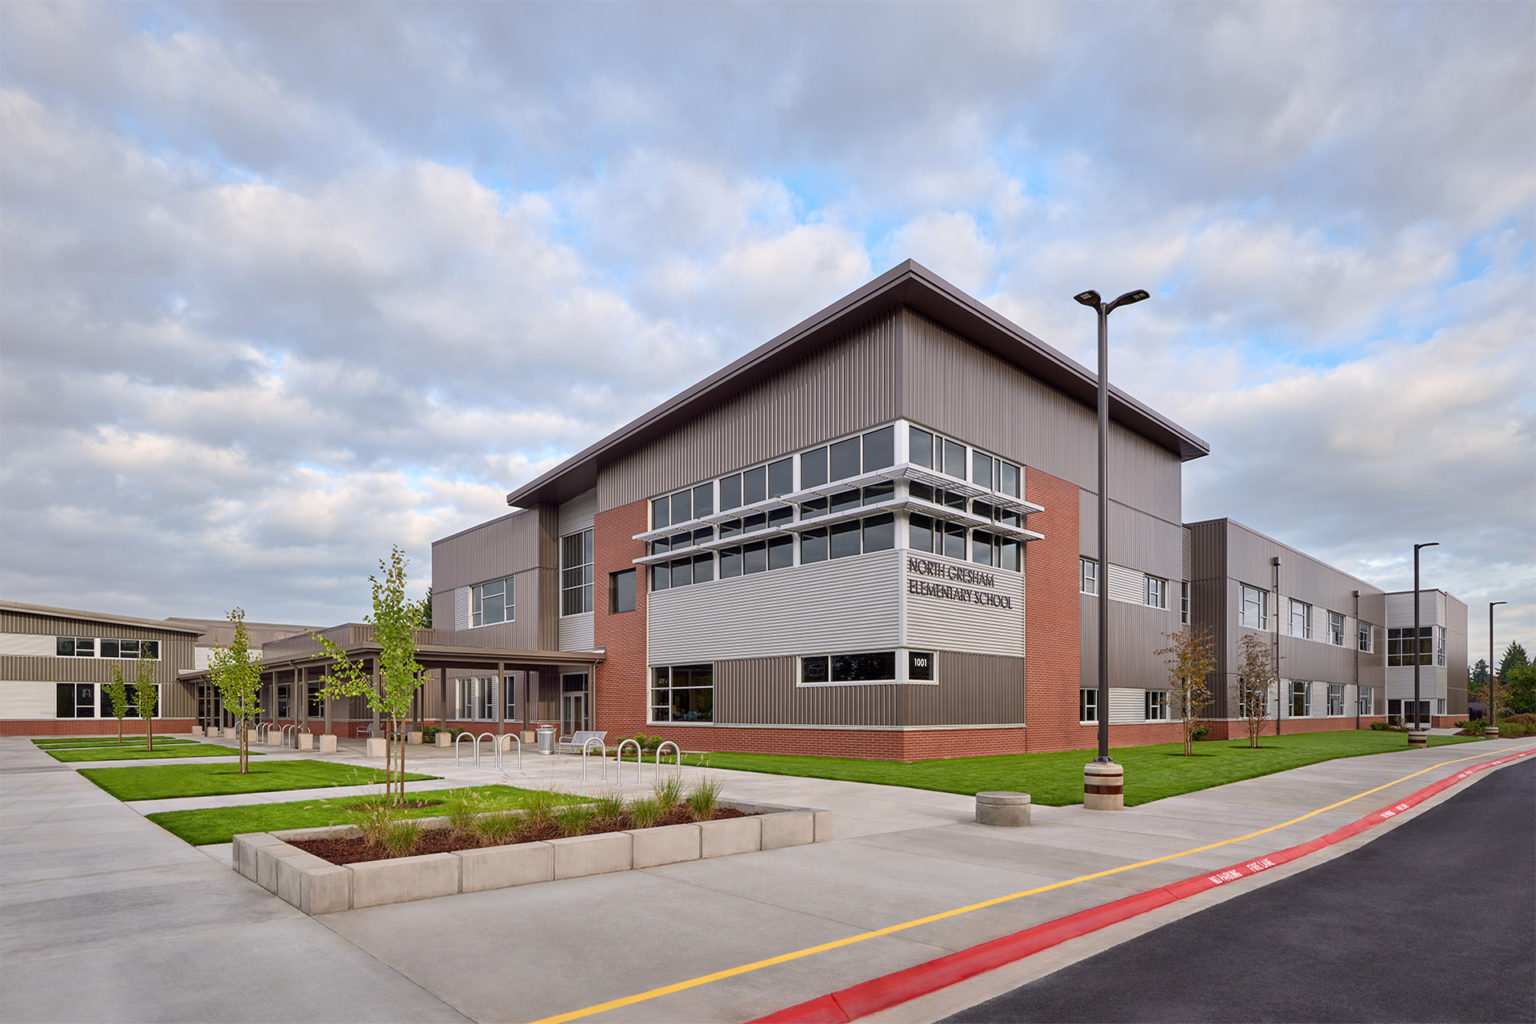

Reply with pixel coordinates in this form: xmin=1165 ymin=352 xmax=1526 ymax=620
xmin=1079 ymin=593 xmax=1179 ymax=691
xmin=897 ymin=653 xmax=1025 ymax=725
xmin=436 ymin=567 xmax=547 ymax=650
xmin=431 ymin=508 xmax=544 ymax=593
xmin=1187 ymin=520 xmax=1231 ymax=715
xmin=1446 ymin=593 xmax=1469 ymax=714
xmin=715 ymin=656 xmax=899 ymax=726
xmin=0 ymin=609 xmax=197 ymax=690
xmin=900 ymin=310 xmax=1182 ymax=522
xmin=1077 ymin=467 xmax=1185 ymax=579
xmin=598 ymin=312 xmax=901 ymax=512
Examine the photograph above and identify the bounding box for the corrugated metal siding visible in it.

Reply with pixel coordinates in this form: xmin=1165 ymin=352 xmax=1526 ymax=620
xmin=431 ymin=508 xmax=544 ymax=593
xmin=599 ymin=312 xmax=901 ymax=511
xmin=558 ymin=613 xmax=595 ymax=652
xmin=454 ymin=588 xmax=469 ymax=631
xmin=904 ymin=557 xmax=1025 ymax=658
xmin=0 ymin=641 xmax=195 ymax=687
xmin=1078 ymin=491 xmax=1183 ymax=579
xmin=901 ymin=310 xmax=1182 ymax=522
xmin=1108 ymin=687 xmax=1144 ymax=723
xmin=715 ymin=656 xmax=898 ymax=726
xmin=1080 ymin=594 xmax=1177 ymax=690
xmin=649 ymin=549 xmax=902 ymax=664
xmin=558 ymin=490 xmax=597 ymax=536
xmin=1107 ymin=563 xmax=1144 ymax=604
xmin=0 ymin=682 xmax=61 ymax=718
xmin=896 ymin=652 xmax=1025 ymax=725
xmin=0 ymin=634 xmax=55 ymax=656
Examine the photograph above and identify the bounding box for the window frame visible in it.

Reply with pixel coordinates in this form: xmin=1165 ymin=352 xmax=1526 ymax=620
xmin=560 ymin=529 xmax=594 ymax=616
xmin=609 ymin=569 xmax=636 ymax=614
xmin=1326 ymin=683 xmax=1345 ymax=716
xmin=1145 ymin=575 xmax=1169 ymax=610
xmin=1327 ymin=610 xmax=1345 ymax=647
xmin=1290 ymin=681 xmax=1311 ymax=717
xmin=1290 ymin=599 xmax=1312 ymax=639
xmin=1080 ymin=557 xmax=1099 ymax=596
xmin=1144 ymin=690 xmax=1170 ymax=721
xmin=1080 ymin=687 xmax=1099 ymax=723
xmin=1240 ymin=584 xmax=1269 ymax=629
xmin=649 ymin=664 xmax=714 ymax=723
xmin=470 ymin=575 xmax=515 ymax=627
xmin=1357 ymin=622 xmax=1374 ymax=653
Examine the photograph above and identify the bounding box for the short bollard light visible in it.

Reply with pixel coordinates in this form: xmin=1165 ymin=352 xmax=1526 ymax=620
xmin=1083 ymin=762 xmax=1125 ymax=811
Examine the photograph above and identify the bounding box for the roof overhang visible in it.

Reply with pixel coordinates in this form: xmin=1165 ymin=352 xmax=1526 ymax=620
xmin=178 ymin=643 xmax=605 ymax=684
xmin=506 ymin=260 xmax=1210 ymax=509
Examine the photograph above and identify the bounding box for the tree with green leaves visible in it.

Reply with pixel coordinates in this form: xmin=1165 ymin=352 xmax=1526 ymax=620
xmin=1471 ymin=658 xmax=1489 ymax=691
xmin=209 ymin=608 xmax=264 ymax=773
xmin=1498 ymin=642 xmax=1529 ymax=685
xmin=1505 ymin=663 xmax=1536 ymax=716
xmin=1155 ymin=627 xmax=1217 ymax=756
xmin=412 ymin=587 xmax=433 ymax=629
xmin=133 ymin=645 xmax=158 ymax=751
xmin=104 ymin=664 xmax=132 ymax=743
xmin=313 ymin=546 xmax=424 ymax=804
xmin=1234 ymin=632 xmax=1278 ymax=748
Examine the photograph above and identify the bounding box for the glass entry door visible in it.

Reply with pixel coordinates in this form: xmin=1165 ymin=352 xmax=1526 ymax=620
xmin=561 ymin=673 xmax=589 ymax=736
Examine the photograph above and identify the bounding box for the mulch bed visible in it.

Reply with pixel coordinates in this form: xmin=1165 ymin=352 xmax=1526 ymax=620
xmin=291 ymin=807 xmax=748 ymax=866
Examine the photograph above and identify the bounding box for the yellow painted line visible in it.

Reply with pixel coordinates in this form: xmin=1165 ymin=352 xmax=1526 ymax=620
xmin=528 ymin=744 xmax=1535 ymax=1024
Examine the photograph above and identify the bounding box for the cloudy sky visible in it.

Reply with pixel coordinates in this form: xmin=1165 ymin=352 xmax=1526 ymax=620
xmin=2 ymin=1 xmax=1532 ymax=662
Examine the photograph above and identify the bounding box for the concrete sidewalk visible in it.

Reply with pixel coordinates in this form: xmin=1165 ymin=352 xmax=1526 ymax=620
xmin=3 ymin=734 xmax=1532 ymax=1024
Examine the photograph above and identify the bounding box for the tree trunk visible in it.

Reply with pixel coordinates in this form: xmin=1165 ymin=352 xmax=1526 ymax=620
xmin=146 ymin=715 xmax=153 ymax=752
xmin=118 ymin=717 xmax=124 ymax=744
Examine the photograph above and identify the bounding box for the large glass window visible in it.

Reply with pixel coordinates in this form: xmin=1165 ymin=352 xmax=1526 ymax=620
xmin=471 ymin=576 xmax=514 ymax=626
xmin=454 ymin=677 xmax=498 ymax=721
xmin=1291 ymin=681 xmax=1311 ymax=717
xmin=1387 ymin=627 xmax=1433 ymax=666
xmin=650 ymin=665 xmax=713 ymax=722
xmin=1240 ymin=584 xmax=1269 ymax=629
xmin=1327 ymin=684 xmax=1345 ymax=716
xmin=908 ymin=651 xmax=934 ymax=681
xmin=560 ymin=530 xmax=594 ymax=615
xmin=1290 ymin=599 xmax=1312 ymax=639
xmin=56 ymin=683 xmax=96 ymax=718
xmin=610 ymin=570 xmax=636 ymax=614
xmin=800 ymin=651 xmax=898 ymax=684
xmin=1327 ymin=611 xmax=1345 ymax=646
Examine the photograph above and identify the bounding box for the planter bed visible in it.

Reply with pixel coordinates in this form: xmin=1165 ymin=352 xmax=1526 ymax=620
xmin=234 ymin=800 xmax=833 ymax=915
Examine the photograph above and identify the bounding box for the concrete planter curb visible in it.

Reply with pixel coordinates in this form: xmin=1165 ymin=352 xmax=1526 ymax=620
xmin=233 ymin=800 xmax=828 ymax=915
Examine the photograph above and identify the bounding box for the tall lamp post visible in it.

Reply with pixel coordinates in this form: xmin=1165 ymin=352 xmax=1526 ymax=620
xmin=1487 ymin=601 xmax=1506 ymax=737
xmin=1074 ymin=286 xmax=1149 ymax=810
xmin=1410 ymin=541 xmax=1438 ymax=747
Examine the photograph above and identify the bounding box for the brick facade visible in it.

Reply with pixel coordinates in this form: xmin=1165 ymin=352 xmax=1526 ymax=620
xmin=1021 ymin=467 xmax=1084 ymax=754
xmin=593 ymin=500 xmax=650 ymax=741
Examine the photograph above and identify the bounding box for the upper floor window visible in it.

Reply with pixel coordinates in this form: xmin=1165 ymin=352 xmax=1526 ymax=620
xmin=1145 ymin=576 xmax=1169 ymax=610
xmin=908 ymin=425 xmax=967 ymax=479
xmin=719 ymin=459 xmax=791 ymax=512
xmin=610 ymin=570 xmax=636 ymax=614
xmin=1357 ymin=623 xmax=1374 ymax=653
xmin=1290 ymin=599 xmax=1312 ymax=639
xmin=1436 ymin=626 xmax=1446 ymax=666
xmin=1180 ymin=581 xmax=1190 ymax=624
xmin=1240 ymin=584 xmax=1269 ymax=629
xmin=801 ymin=426 xmax=895 ymax=488
xmin=471 ymin=576 xmax=514 ymax=626
xmin=1080 ymin=558 xmax=1099 ymax=596
xmin=1327 ymin=611 xmax=1345 ymax=647
xmin=1387 ymin=627 xmax=1432 ymax=667
xmin=653 ymin=483 xmax=715 ymax=529
xmin=56 ymin=637 xmax=159 ymax=659
xmin=560 ymin=529 xmax=593 ymax=615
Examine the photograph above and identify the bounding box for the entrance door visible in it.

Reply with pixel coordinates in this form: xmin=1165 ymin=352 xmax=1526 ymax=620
xmin=561 ymin=673 xmax=589 ymax=736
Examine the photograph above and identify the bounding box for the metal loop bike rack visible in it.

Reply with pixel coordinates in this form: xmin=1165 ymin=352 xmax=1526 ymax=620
xmin=256 ymin=722 xmax=272 ymax=740
xmin=655 ymin=740 xmax=681 ymax=782
xmin=279 ymin=724 xmax=296 ymax=747
xmin=454 ymin=732 xmax=474 ymax=764
xmin=581 ymin=737 xmax=607 ymax=782
xmin=615 ymin=739 xmax=642 ymax=785
xmin=501 ymin=733 xmax=524 ymax=775
xmin=474 ymin=732 xmax=498 ymax=769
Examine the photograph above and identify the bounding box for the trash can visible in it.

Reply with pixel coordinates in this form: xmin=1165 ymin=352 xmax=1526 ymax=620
xmin=536 ymin=724 xmax=557 ymax=755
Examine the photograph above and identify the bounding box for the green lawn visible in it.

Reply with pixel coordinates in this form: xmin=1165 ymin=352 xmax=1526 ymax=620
xmin=145 ymin=785 xmax=589 ymax=845
xmin=79 ymin=760 xmax=432 ymax=801
xmin=45 ymin=742 xmax=252 ymax=763
xmin=682 ymin=730 xmax=1481 ymax=807
xmin=34 ymin=736 xmax=191 ymax=747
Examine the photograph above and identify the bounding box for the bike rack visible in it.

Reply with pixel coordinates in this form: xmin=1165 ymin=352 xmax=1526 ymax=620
xmin=454 ymin=732 xmax=474 ymax=764
xmin=473 ymin=732 xmax=498 ymax=769
xmin=615 ymin=739 xmax=642 ymax=785
xmin=501 ymin=733 xmax=525 ymax=775
xmin=655 ymin=740 xmax=681 ymax=782
xmin=256 ymin=722 xmax=272 ymax=741
xmin=581 ymin=737 xmax=607 ymax=782
xmin=279 ymin=724 xmax=296 ymax=747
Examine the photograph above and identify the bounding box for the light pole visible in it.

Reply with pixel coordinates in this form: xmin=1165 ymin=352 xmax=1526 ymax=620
xmin=1074 ymin=286 xmax=1148 ymax=809
xmin=1410 ymin=541 xmax=1438 ymax=746
xmin=1487 ymin=601 xmax=1507 ymax=737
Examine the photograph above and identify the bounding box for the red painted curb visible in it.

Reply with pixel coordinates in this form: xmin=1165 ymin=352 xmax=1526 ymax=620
xmin=750 ymin=748 xmax=1535 ymax=1024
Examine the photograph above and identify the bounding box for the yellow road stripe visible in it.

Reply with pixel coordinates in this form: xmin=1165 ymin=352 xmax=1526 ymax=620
xmin=528 ymin=744 xmax=1533 ymax=1024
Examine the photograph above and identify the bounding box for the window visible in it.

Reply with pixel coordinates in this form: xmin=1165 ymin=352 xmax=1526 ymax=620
xmin=610 ymin=570 xmax=636 ymax=614
xmin=1291 ymin=681 xmax=1311 ymax=717
xmin=1080 ymin=688 xmax=1098 ymax=723
xmin=908 ymin=651 xmax=934 ymax=681
xmin=1359 ymin=689 xmax=1374 ymax=715
xmin=98 ymin=685 xmax=154 ymax=718
xmin=1145 ymin=576 xmax=1168 ymax=610
xmin=56 ymin=637 xmax=160 ymax=659
xmin=800 ymin=512 xmax=893 ymax=564
xmin=560 ymin=529 xmax=593 ymax=615
xmin=56 ymin=637 xmax=95 ymax=657
xmin=650 ymin=664 xmax=713 ymax=722
xmin=1436 ymin=626 xmax=1445 ymax=667
xmin=800 ymin=651 xmax=898 ymax=684
xmin=276 ymin=684 xmax=291 ymax=719
xmin=651 ymin=552 xmax=714 ymax=591
xmin=1358 ymin=622 xmax=1374 ymax=653
xmin=1327 ymin=611 xmax=1345 ymax=646
xmin=1240 ymin=584 xmax=1269 ymax=629
xmin=1144 ymin=690 xmax=1170 ymax=721
xmin=1181 ymin=581 xmax=1190 ymax=625
xmin=1290 ymin=599 xmax=1312 ymax=639
xmin=1327 ymin=684 xmax=1345 ymax=716
xmin=55 ymin=683 xmax=96 ymax=718
xmin=1080 ymin=558 xmax=1099 ymax=596
xmin=1387 ymin=627 xmax=1433 ymax=667
xmin=471 ymin=576 xmax=514 ymax=626
xmin=454 ymin=677 xmax=498 ymax=720
xmin=308 ymin=685 xmax=325 ymax=718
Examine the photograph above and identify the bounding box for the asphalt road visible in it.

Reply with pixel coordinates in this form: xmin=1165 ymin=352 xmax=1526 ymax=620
xmin=943 ymin=758 xmax=1536 ymax=1024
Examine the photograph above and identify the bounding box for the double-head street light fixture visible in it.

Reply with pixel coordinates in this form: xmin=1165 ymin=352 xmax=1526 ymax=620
xmin=1074 ymin=288 xmax=1149 ymax=778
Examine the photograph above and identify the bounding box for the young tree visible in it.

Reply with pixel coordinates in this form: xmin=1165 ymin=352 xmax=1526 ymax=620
xmin=313 ymin=546 xmax=425 ymax=804
xmin=1471 ymin=659 xmax=1489 ymax=691
xmin=133 ymin=646 xmax=158 ymax=752
xmin=1155 ymin=627 xmax=1217 ymax=756
xmin=209 ymin=608 xmax=264 ymax=773
xmin=412 ymin=587 xmax=433 ymax=629
xmin=1234 ymin=632 xmax=1278 ymax=749
xmin=103 ymin=664 xmax=132 ymax=744
xmin=1498 ymin=642 xmax=1529 ymax=685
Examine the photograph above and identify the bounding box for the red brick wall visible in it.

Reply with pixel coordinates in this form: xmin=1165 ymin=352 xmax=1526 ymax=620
xmin=1021 ymin=467 xmax=1086 ymax=753
xmin=593 ymin=500 xmax=650 ymax=740
xmin=1 ymin=719 xmax=194 ymax=737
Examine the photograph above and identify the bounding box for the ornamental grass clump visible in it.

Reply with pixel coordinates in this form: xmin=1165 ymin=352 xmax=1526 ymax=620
xmin=626 ymin=795 xmax=662 ymax=829
xmin=589 ymin=792 xmax=626 ymax=825
xmin=685 ymin=777 xmax=721 ymax=819
xmin=382 ymin=819 xmax=421 ymax=857
xmin=653 ymin=775 xmax=686 ymax=814
xmin=348 ymin=796 xmax=396 ymax=848
xmin=445 ymin=793 xmax=483 ymax=835
xmin=521 ymin=789 xmax=561 ymax=829
xmin=473 ymin=811 xmax=519 ymax=846
xmin=555 ymin=802 xmax=595 ymax=836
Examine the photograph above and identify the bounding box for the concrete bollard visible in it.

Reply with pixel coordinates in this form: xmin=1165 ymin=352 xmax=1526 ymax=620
xmin=407 ymin=731 xmax=424 ymax=745
xmin=975 ymin=791 xmax=1031 ymax=826
xmin=365 ymin=737 xmax=388 ymax=759
xmin=295 ymin=733 xmax=314 ymax=751
xmin=1484 ymin=726 xmax=1500 ymax=738
xmin=268 ymin=730 xmax=287 ymax=747
xmin=1408 ymin=731 xmax=1429 ymax=748
xmin=1084 ymin=762 xmax=1125 ymax=811
xmin=247 ymin=729 xmax=262 ymax=745
xmin=319 ymin=734 xmax=338 ymax=753
xmin=436 ymin=732 xmax=453 ymax=748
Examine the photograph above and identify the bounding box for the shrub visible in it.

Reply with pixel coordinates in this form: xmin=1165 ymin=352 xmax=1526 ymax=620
xmin=382 ymin=819 xmax=421 ymax=857
xmin=1192 ymin=724 xmax=1212 ymax=742
xmin=1456 ymin=721 xmax=1487 ymax=737
xmin=627 ymin=795 xmax=662 ymax=829
xmin=1494 ymin=713 xmax=1536 ymax=738
xmin=422 ymin=725 xmax=440 ymax=743
xmin=686 ymin=777 xmax=721 ymax=819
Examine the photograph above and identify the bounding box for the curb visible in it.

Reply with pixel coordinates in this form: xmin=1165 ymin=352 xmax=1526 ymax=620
xmin=752 ymin=747 xmax=1536 ymax=1024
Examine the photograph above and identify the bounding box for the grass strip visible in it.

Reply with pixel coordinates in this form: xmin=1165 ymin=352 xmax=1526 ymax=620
xmin=45 ymin=742 xmax=254 ymax=763
xmin=145 ymin=785 xmax=590 ymax=845
xmin=680 ymin=730 xmax=1479 ymax=806
xmin=79 ymin=759 xmax=432 ymax=801
xmin=34 ymin=736 xmax=189 ymax=747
